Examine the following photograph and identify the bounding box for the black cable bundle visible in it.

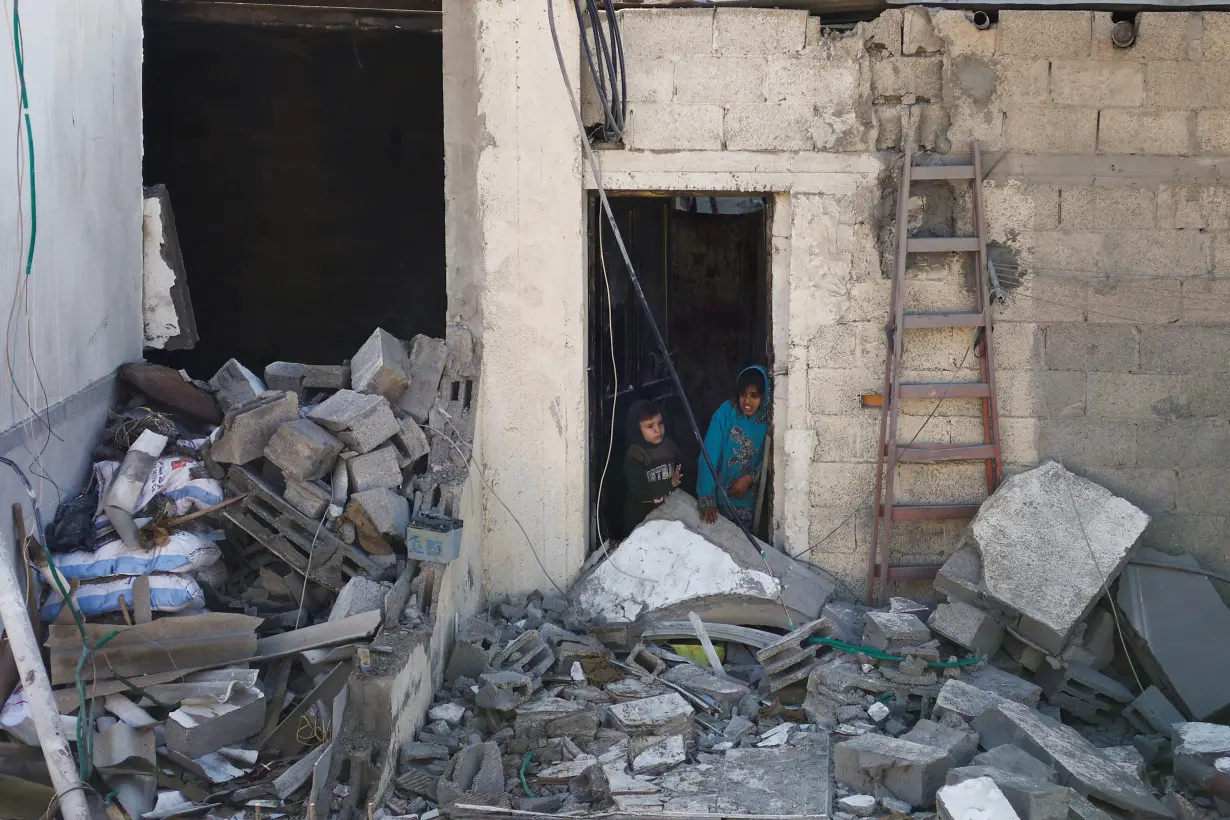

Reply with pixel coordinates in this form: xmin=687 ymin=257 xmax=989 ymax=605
xmin=574 ymin=0 xmax=627 ymax=141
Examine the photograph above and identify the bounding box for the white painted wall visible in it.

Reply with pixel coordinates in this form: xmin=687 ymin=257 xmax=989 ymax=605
xmin=0 ymin=0 xmax=143 ymax=438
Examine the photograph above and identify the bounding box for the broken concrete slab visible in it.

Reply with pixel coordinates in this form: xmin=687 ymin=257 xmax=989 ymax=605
xmin=571 ymin=492 xmax=835 ymax=630
xmin=1124 ymin=686 xmax=1186 ymax=736
xmin=670 ymin=743 xmax=831 ymax=816
xmin=974 ymin=700 xmax=1170 ymax=817
xmin=212 ymin=391 xmax=299 ymax=465
xmin=834 ymin=733 xmax=951 ymax=808
xmin=929 ymin=601 xmax=1004 ymax=658
xmin=1118 ymin=548 xmax=1230 ymax=722
xmin=965 ymin=665 xmax=1042 ymax=708
xmin=1102 ymin=745 xmax=1145 ymax=780
xmin=351 ymin=488 xmax=409 ymax=536
xmin=900 ymin=719 xmax=978 ymax=770
xmin=630 ymin=735 xmax=686 ymax=775
xmin=165 ymin=685 xmax=264 ymax=759
xmin=972 ymin=745 xmax=1056 ymax=784
xmin=960 ymin=462 xmax=1149 ymax=656
xmin=210 ymin=359 xmax=266 ymax=414
xmin=309 ymin=390 xmax=400 ymax=454
xmin=264 ymin=419 xmax=343 ymax=481
xmin=937 ymin=775 xmax=1022 ymax=820
xmin=347 ymin=445 xmax=403 ymax=493
xmin=864 ymin=611 xmax=931 ymax=652
xmin=608 ymin=693 xmax=694 ymax=738
xmin=660 ymin=664 xmax=747 ymax=714
xmin=352 ymin=328 xmax=413 ymax=402
xmin=398 ymin=335 xmax=447 ymax=423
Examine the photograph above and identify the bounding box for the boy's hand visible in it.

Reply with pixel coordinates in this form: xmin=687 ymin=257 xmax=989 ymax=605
xmin=671 ymin=465 xmax=682 ymax=487
xmin=728 ymin=474 xmax=754 ymax=499
xmin=700 ymin=506 xmax=718 ymax=524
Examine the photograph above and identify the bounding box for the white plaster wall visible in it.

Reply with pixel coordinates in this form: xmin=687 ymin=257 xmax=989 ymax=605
xmin=0 ymin=0 xmax=144 ymax=436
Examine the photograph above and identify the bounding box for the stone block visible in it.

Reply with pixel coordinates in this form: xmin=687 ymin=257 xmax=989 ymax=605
xmin=1097 ymin=109 xmax=1193 ymax=156
xmin=212 ymin=391 xmax=300 ymax=465
xmin=972 ymin=745 xmax=1056 ymax=783
xmin=347 ymin=445 xmax=403 ymax=492
xmin=309 ymin=390 xmax=400 ymax=453
xmin=944 ymin=768 xmax=1062 ymax=820
xmin=928 ymin=601 xmax=1004 ymax=657
xmin=616 ymin=8 xmax=714 ymax=59
xmin=901 ymin=719 xmax=979 ymax=769
xmin=264 ymin=362 xmax=304 ymax=398
xmin=871 ymin=57 xmax=944 ymax=103
xmin=998 ymin=11 xmax=1092 ymax=59
xmin=301 ymin=364 xmax=349 ymax=390
xmin=863 ymin=611 xmax=931 ymax=652
xmin=833 ymin=733 xmax=951 ymax=807
xmin=625 ymin=103 xmax=723 ymax=151
xmin=936 ymin=775 xmax=1022 ymax=820
xmin=398 ymin=335 xmax=447 ymax=423
xmin=713 ymin=8 xmax=807 ymax=55
xmin=675 ymin=57 xmax=767 ymax=104
xmin=965 ymin=666 xmax=1043 ymax=708
xmin=1050 ymin=61 xmax=1143 ymax=107
xmin=264 ymin=419 xmax=343 ymax=481
xmin=1058 ymin=185 xmax=1155 ymax=230
xmin=1100 ymin=229 xmax=1209 ymax=278
xmin=725 ymin=103 xmax=814 ymax=150
xmin=351 ymin=328 xmax=412 ymax=402
xmin=1043 ymin=324 xmax=1136 ymax=372
xmin=1084 ymin=373 xmax=1183 ymax=421
xmin=1139 ymin=326 xmax=1230 ymax=374
xmin=209 ymin=359 xmax=267 ymax=415
xmin=608 ymin=694 xmax=694 ymax=738
xmin=973 ymin=701 xmax=1169 ymax=818
xmin=283 ymin=476 xmax=330 ymax=519
xmin=962 ymin=462 xmax=1148 ymax=655
xmin=1196 ymin=109 xmax=1230 ymax=154
xmin=630 ymin=734 xmax=686 ymax=775
xmin=1093 ymin=11 xmax=1197 ymax=60
xmin=352 ymin=488 xmax=409 ymax=536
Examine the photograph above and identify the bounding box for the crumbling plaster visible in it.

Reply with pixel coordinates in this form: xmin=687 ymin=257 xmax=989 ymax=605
xmin=453 ymin=4 xmax=1230 ymax=598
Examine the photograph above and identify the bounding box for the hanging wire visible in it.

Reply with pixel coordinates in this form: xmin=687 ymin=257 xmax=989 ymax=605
xmin=574 ymin=0 xmax=627 ymax=142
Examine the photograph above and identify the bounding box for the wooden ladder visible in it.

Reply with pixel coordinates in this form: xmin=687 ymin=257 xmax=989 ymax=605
xmin=865 ymin=138 xmax=1003 ymax=606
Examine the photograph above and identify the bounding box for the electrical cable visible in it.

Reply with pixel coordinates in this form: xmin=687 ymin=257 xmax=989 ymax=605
xmin=573 ymin=0 xmax=626 ymax=141
xmin=547 ymin=0 xmax=797 ymax=630
xmin=593 ymin=219 xmax=619 ymax=548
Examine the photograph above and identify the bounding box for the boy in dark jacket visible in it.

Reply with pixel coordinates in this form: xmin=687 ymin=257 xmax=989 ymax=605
xmin=622 ymin=399 xmax=682 ymax=535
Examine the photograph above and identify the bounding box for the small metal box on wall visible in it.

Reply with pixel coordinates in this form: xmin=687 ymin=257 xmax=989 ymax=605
xmin=406 ymin=515 xmax=462 ymax=564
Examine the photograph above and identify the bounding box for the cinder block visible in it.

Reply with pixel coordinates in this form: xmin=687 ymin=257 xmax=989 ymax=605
xmin=997 ymin=11 xmax=1092 ymax=59
xmin=990 ymin=322 xmax=1044 ymax=371
xmin=392 ymin=416 xmax=431 ymax=465
xmin=1004 ymin=106 xmax=1098 ymax=154
xmin=996 ymin=417 xmax=1041 ymax=465
xmin=713 ymin=8 xmax=807 ymax=55
xmin=264 ymin=419 xmax=343 ymax=481
xmin=1097 ymin=109 xmax=1193 ymax=156
xmin=944 ymin=767 xmax=1065 ymax=820
xmin=210 ymin=359 xmax=267 ymax=415
xmin=807 ymin=505 xmax=862 ymax=555
xmin=808 ymin=461 xmax=876 ymax=508
xmin=309 ymin=390 xmax=400 ymax=453
xmin=998 ymin=369 xmax=1087 ymax=419
xmin=809 ymin=416 xmax=860 ymax=462
xmin=1182 ymin=371 xmax=1230 ymax=416
xmin=1178 ymin=467 xmax=1230 ymax=513
xmin=982 ymin=182 xmax=1059 ymax=237
xmin=1195 ymin=110 xmax=1230 ymax=155
xmin=625 ymin=103 xmax=723 ymax=150
xmin=264 ymin=362 xmax=304 ymax=398
xmin=928 ymin=601 xmax=1004 ymax=657
xmin=871 ymin=57 xmax=944 ymax=103
xmin=931 ymin=11 xmax=995 ymax=58
xmin=1158 ymin=184 xmax=1230 ymax=230
xmin=834 ymin=734 xmax=950 ymax=807
xmin=765 ymin=58 xmax=859 ymax=107
xmin=1087 ymin=278 xmax=1182 ymax=325
xmin=616 ymin=8 xmax=714 ymax=58
xmin=1152 ymin=60 xmax=1230 ymax=109
xmin=351 ymin=328 xmax=412 ymax=402
xmin=1139 ymin=326 xmax=1230 ymax=373
xmin=863 ymin=611 xmax=931 ymax=651
xmin=1085 ymin=373 xmax=1183 ymax=420
xmin=1182 ymin=273 xmax=1230 ymax=325
xmin=1059 ymin=185 xmax=1155 ymax=230
xmin=1038 ymin=419 xmax=1136 ymax=468
xmin=1137 ymin=420 xmax=1230 ymax=468
xmin=352 ymin=488 xmax=409 ymax=536
xmin=1093 ymin=12 xmax=1198 ymax=60
xmin=398 ymin=335 xmax=447 ymax=423
xmin=991 ymin=60 xmax=1050 ymax=105
xmin=725 ymin=103 xmax=814 ymax=150
xmin=347 ymin=444 xmax=403 ymax=492
xmin=674 ymin=57 xmax=767 ymax=104
xmin=1044 ymin=324 xmax=1136 ymax=372
xmin=1081 ymin=467 xmax=1179 ymax=512
xmin=1014 ymin=230 xmax=1103 ymax=282
xmin=212 ymin=391 xmax=300 ymax=465
xmin=1206 ymin=12 xmax=1230 ymax=60
xmin=861 ymin=8 xmax=904 ymax=56
xmin=301 ymin=364 xmax=350 ymax=390
xmin=1050 ymin=61 xmax=1143 ymax=107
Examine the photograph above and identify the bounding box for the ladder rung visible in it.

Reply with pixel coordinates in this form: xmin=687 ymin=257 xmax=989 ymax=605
xmin=906 ymin=237 xmax=980 ymax=253
xmin=885 ymin=503 xmax=982 ymax=522
xmin=898 ymin=382 xmax=991 ymax=399
xmin=895 ymin=443 xmax=998 ymax=463
xmin=883 ymin=563 xmax=944 ymax=581
xmin=911 ymin=165 xmax=976 ymax=180
xmin=902 ymin=311 xmax=986 ymax=329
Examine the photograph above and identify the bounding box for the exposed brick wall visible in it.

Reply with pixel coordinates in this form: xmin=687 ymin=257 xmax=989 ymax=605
xmin=591 ymin=7 xmax=1230 ymax=594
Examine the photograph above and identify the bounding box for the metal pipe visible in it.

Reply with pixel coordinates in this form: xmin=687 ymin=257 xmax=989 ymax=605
xmin=972 ymin=11 xmax=992 ymax=30
xmin=1111 ymin=20 xmax=1137 ymax=48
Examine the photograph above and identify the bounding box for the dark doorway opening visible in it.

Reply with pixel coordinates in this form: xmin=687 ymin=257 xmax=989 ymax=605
xmin=588 ymin=195 xmax=772 ymax=546
xmin=142 ymin=13 xmax=445 ymax=377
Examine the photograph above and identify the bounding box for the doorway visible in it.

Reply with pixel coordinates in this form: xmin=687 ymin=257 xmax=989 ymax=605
xmin=588 ymin=195 xmax=772 ymax=546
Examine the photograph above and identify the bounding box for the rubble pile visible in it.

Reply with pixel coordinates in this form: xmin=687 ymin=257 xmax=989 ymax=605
xmin=0 ymin=327 xmax=467 ymax=820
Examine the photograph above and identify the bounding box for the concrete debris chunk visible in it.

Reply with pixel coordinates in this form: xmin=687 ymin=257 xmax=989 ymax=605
xmin=625 ymin=642 xmax=665 ymax=677
xmin=493 ymin=630 xmax=555 ymax=677
xmin=756 ymin=618 xmax=826 ymax=693
xmin=1102 ymin=745 xmax=1146 ymax=780
xmin=398 ymin=335 xmax=447 ymax=423
xmin=446 ymin=618 xmax=500 ymax=683
xmin=352 ymin=488 xmax=409 ymax=537
xmin=936 ymin=545 xmax=982 ymax=605
xmin=210 ymin=358 xmax=267 ymax=414
xmin=165 ymin=685 xmax=264 ymax=759
xmin=1172 ymin=722 xmax=1230 ymax=795
xmin=631 ymin=734 xmax=686 ymax=775
xmin=282 ymin=476 xmax=331 ymax=519
xmin=973 ymin=700 xmax=1170 ymax=817
xmin=352 ymin=328 xmax=413 ymax=402
xmin=309 ymin=390 xmax=400 ymax=454
xmin=347 ymin=445 xmax=403 ymax=493
xmin=475 ymin=671 xmax=534 ymax=712
xmin=945 ymin=766 xmax=1068 ymax=820
xmin=263 ymin=361 xmax=304 ymax=398
xmin=436 ymin=742 xmax=504 ymax=806
xmin=972 ymin=745 xmax=1056 ymax=784
xmin=212 ymin=391 xmax=299 ymax=464
xmin=329 ymin=577 xmax=388 ymax=623
xmin=1124 ymin=686 xmax=1186 ymax=736
xmin=834 ymin=733 xmax=950 ymax=808
xmin=393 ymin=416 xmax=430 ymax=465
xmin=900 ymin=718 xmax=978 ymax=769
xmin=863 ymin=611 xmax=930 ymax=652
xmin=936 ymin=775 xmax=1022 ymax=820
xmin=934 ymin=679 xmax=1008 ymax=723
xmin=962 ymin=462 xmax=1149 ymax=656
xmin=929 ymin=600 xmax=1004 ymax=658
xmin=837 ymin=794 xmax=877 ymax=817
xmin=821 ymin=601 xmax=867 ymax=644
xmin=965 ymin=665 xmax=1042 ymax=708
xmin=302 ymin=363 xmax=350 ymax=390
xmin=659 ymin=664 xmax=747 ymax=714
xmin=264 ymin=418 xmax=343 ymax=481
xmin=428 ymin=702 xmax=466 ymax=726
xmin=608 ymin=693 xmax=695 ymax=738
xmin=1117 ymin=548 xmax=1230 ymax=722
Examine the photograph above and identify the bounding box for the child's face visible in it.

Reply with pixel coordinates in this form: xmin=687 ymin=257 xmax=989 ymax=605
xmin=639 ymin=413 xmax=665 ymax=445
xmin=739 ymin=384 xmax=763 ymax=418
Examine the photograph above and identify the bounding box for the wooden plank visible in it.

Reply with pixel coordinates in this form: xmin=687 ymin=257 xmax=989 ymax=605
xmin=910 ymin=165 xmax=975 ymax=180
xmin=253 ymin=610 xmax=381 ymax=659
xmin=901 ymin=311 xmax=985 ymax=329
xmin=906 ymin=237 xmax=980 ymax=253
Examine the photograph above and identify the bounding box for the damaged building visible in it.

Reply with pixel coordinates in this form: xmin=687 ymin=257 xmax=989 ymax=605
xmin=4 ymin=0 xmax=1230 ymax=817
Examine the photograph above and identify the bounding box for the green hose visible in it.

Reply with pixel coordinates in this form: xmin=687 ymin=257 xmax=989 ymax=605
xmin=807 ymin=636 xmax=982 ymax=668
xmin=520 ymin=753 xmax=536 ymax=798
